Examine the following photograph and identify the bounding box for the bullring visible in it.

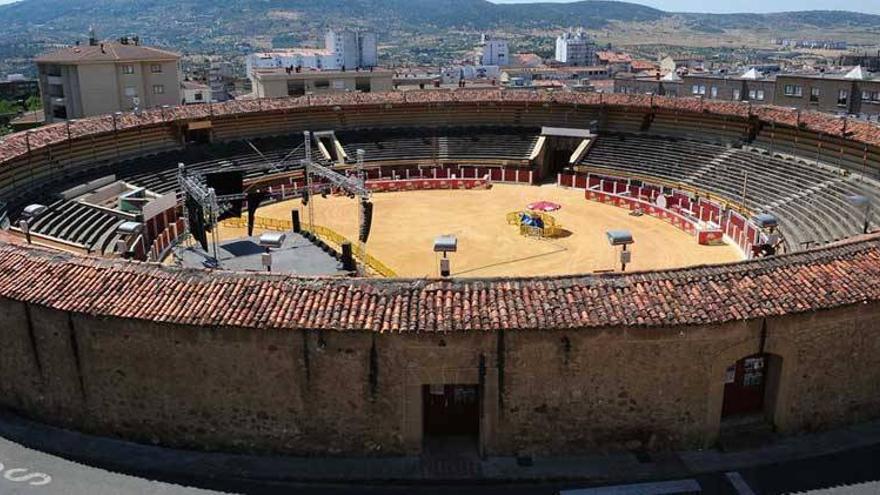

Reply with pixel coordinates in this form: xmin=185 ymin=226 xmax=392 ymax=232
xmin=0 ymin=89 xmax=879 ymax=457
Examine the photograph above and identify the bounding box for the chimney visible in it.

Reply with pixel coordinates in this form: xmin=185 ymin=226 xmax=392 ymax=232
xmin=133 ymin=36 xmax=140 ymax=46
xmin=100 ymin=43 xmax=105 ymax=54
xmin=88 ymin=26 xmax=98 ymax=46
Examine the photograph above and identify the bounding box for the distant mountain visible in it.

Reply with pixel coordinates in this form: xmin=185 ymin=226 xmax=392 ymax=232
xmin=4 ymin=0 xmax=877 ymax=39
xmin=0 ymin=0 xmax=878 ymax=70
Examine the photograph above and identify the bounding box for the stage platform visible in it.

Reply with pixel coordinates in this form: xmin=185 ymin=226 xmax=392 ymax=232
xmin=173 ymin=233 xmax=347 ymax=276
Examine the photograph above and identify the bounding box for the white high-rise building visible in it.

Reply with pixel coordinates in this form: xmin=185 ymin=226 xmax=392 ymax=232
xmin=555 ymin=30 xmax=597 ymax=66
xmin=246 ymin=29 xmax=378 ymax=79
xmin=478 ymin=34 xmax=509 ymax=67
xmin=325 ymin=29 xmax=378 ymax=70
xmin=359 ymin=32 xmax=378 ymax=68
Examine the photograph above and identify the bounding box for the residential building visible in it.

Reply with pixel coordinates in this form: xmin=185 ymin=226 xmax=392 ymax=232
xmin=325 ymin=30 xmax=378 ymax=70
xmin=181 ymin=81 xmax=211 ymax=105
xmin=683 ymin=69 xmax=776 ymax=104
xmin=613 ymin=71 xmax=682 ymax=97
xmin=659 ymin=56 xmax=705 ymax=74
xmin=596 ymin=51 xmax=632 ymax=75
xmin=615 ymin=65 xmax=880 ymax=118
xmin=35 ymin=35 xmax=180 ymax=122
xmin=630 ymin=60 xmax=659 ymax=73
xmin=774 ymin=67 xmax=880 ymax=115
xmin=246 ymin=49 xmax=341 ymax=77
xmin=251 ymin=68 xmax=393 ymax=98
xmin=0 ymin=75 xmax=39 ymax=102
xmin=207 ymin=61 xmax=235 ymax=103
xmin=439 ymin=65 xmax=501 ymax=85
xmin=554 ymin=30 xmax=597 ymax=66
xmin=246 ymin=30 xmax=378 ymax=80
xmin=477 ymin=34 xmax=509 ymax=67
xmin=839 ymin=53 xmax=880 ymax=72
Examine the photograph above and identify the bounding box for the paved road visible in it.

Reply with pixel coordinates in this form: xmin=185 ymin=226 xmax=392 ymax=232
xmin=0 ymin=436 xmax=225 ymax=495
xmin=3 ymin=437 xmax=879 ymax=495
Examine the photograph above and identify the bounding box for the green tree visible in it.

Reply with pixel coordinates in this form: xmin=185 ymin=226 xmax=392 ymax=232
xmin=25 ymin=95 xmax=42 ymax=111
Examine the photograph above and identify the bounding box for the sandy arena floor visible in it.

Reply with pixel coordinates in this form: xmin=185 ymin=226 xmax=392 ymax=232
xmin=253 ymin=184 xmax=743 ymax=278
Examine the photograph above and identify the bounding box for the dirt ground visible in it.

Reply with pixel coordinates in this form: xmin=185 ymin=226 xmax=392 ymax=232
xmin=254 ymin=184 xmax=743 ymax=278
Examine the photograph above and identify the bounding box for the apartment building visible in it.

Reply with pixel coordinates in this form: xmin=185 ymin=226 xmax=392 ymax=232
xmin=251 ymin=68 xmax=393 ymax=98
xmin=35 ymin=36 xmax=180 ymax=122
xmin=774 ymin=67 xmax=880 ymax=115
xmin=614 ymin=66 xmax=880 ymax=118
xmin=477 ymin=35 xmax=510 ymax=67
xmin=613 ymin=72 xmax=682 ymax=97
xmin=683 ymin=69 xmax=777 ymax=104
xmin=0 ymin=75 xmax=39 ymax=102
xmin=554 ymin=30 xmax=597 ymax=66
xmin=246 ymin=30 xmax=378 ymax=79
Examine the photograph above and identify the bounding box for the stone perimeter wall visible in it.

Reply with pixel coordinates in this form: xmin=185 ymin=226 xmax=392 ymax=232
xmin=1 ymin=297 xmax=879 ymax=456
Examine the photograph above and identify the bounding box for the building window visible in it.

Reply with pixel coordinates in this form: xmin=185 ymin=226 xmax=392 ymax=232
xmin=152 ymin=84 xmax=165 ymax=95
xmin=756 ymin=90 xmax=765 ymax=101
xmin=124 ymin=86 xmax=137 ymax=97
xmin=194 ymin=92 xmax=203 ymax=101
xmin=691 ymin=84 xmax=706 ymax=95
xmin=710 ymin=86 xmax=718 ymax=98
xmin=838 ymin=89 xmax=848 ymax=106
xmin=784 ymin=84 xmax=802 ymax=97
xmin=861 ymin=90 xmax=879 ymax=102
xmin=748 ymin=89 xmax=756 ymax=100
xmin=122 ymin=65 xmax=135 ymax=75
xmin=150 ymin=64 xmax=162 ymax=73
xmin=733 ymin=89 xmax=741 ymax=100
xmin=810 ymin=87 xmax=820 ymax=102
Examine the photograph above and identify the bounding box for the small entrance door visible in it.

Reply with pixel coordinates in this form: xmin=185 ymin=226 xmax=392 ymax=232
xmin=721 ymin=353 xmax=767 ymax=418
xmin=422 ymin=384 xmax=479 ymax=438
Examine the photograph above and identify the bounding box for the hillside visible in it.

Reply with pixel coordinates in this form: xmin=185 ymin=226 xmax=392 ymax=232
xmin=0 ymin=0 xmax=878 ymax=76
xmin=2 ymin=0 xmax=878 ymax=41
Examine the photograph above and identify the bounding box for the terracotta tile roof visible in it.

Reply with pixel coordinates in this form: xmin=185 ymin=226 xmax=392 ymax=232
xmin=2 ymin=90 xmax=878 ymax=167
xmin=34 ymin=42 xmax=180 ymax=64
xmin=0 ymin=233 xmax=878 ymax=332
xmin=596 ymin=51 xmax=633 ymax=64
xmin=631 ymin=60 xmax=658 ymax=71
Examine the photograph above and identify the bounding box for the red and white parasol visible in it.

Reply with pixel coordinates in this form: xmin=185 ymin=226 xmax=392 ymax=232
xmin=527 ymin=201 xmax=562 ymax=212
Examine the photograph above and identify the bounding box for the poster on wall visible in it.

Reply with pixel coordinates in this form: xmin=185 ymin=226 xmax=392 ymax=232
xmin=724 ymin=365 xmax=736 ymax=384
xmin=743 ymin=357 xmax=765 ymax=386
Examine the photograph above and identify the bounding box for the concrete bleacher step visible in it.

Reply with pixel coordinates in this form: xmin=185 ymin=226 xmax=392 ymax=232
xmin=682 ymin=148 xmax=737 ymax=184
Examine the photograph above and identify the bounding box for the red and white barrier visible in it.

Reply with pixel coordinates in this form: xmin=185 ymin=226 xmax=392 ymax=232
xmin=367 ymin=177 xmax=491 ymax=192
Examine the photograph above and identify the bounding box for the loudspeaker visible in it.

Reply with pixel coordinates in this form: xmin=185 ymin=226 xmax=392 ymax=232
xmin=341 ymin=242 xmax=355 ymax=271
xmin=185 ymin=194 xmax=209 ymax=251
xmin=359 ymin=200 xmax=373 ymax=243
xmin=291 ymin=210 xmax=301 ymax=233
xmin=206 ymin=171 xmax=244 ymax=221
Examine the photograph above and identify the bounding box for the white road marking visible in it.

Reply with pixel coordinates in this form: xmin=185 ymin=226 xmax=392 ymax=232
xmin=726 ymin=471 xmax=757 ymax=495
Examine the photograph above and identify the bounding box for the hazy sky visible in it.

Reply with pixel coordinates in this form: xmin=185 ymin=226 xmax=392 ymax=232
xmin=0 ymin=0 xmax=877 ymax=14
xmin=492 ymin=0 xmax=880 ymax=14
